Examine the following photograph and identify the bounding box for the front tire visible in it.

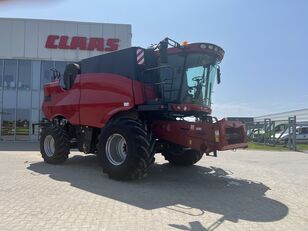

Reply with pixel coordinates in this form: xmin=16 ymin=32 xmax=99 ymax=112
xmin=40 ymin=125 xmax=70 ymax=164
xmin=162 ymin=144 xmax=203 ymax=166
xmin=97 ymin=119 xmax=154 ymax=180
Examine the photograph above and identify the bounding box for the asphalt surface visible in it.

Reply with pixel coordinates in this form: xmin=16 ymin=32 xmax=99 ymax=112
xmin=0 ymin=142 xmax=307 ymax=231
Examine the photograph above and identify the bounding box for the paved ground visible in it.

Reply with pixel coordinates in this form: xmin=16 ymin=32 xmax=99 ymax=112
xmin=0 ymin=142 xmax=307 ymax=231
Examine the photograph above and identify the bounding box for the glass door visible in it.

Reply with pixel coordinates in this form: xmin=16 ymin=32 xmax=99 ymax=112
xmin=16 ymin=60 xmax=31 ymax=140
xmin=1 ymin=60 xmax=17 ymax=140
xmin=0 ymin=60 xmax=3 ymax=140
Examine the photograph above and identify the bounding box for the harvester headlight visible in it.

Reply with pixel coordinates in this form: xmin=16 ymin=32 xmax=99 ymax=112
xmin=182 ymin=41 xmax=189 ymax=46
xmin=200 ymin=44 xmax=207 ymax=49
xmin=208 ymin=45 xmax=214 ymax=50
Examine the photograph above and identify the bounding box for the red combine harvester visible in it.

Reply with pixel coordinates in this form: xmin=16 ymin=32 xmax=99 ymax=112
xmin=40 ymin=38 xmax=248 ymax=180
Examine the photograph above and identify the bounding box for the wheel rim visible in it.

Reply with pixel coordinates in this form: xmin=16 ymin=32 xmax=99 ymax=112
xmin=44 ymin=135 xmax=55 ymax=157
xmin=105 ymin=133 xmax=127 ymax=166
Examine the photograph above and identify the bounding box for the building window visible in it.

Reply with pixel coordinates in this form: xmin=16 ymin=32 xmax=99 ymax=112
xmin=0 ymin=59 xmax=3 ymax=88
xmin=41 ymin=61 xmax=54 ymax=88
xmin=55 ymin=61 xmax=67 ymax=77
xmin=18 ymin=60 xmax=32 ymax=90
xmin=0 ymin=59 xmax=73 ymax=141
xmin=16 ymin=109 xmax=30 ymax=140
xmin=31 ymin=61 xmax=41 ymax=91
xmin=3 ymin=60 xmax=17 ymax=90
xmin=1 ymin=108 xmax=15 ymax=140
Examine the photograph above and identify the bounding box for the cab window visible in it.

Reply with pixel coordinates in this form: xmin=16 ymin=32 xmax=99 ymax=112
xmin=300 ymin=127 xmax=308 ymax=134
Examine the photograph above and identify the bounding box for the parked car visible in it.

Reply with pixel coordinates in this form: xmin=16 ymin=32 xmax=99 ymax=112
xmin=281 ymin=126 xmax=308 ymax=144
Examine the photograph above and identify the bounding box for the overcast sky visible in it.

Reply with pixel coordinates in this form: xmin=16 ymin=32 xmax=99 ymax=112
xmin=0 ymin=0 xmax=307 ymax=118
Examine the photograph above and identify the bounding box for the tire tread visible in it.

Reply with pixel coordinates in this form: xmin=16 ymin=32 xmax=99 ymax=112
xmin=97 ymin=118 xmax=155 ymax=180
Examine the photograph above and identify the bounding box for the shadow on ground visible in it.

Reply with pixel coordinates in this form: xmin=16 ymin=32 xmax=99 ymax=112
xmin=27 ymin=154 xmax=288 ymax=224
xmin=0 ymin=141 xmax=39 ymax=151
xmin=169 ymin=221 xmax=213 ymax=231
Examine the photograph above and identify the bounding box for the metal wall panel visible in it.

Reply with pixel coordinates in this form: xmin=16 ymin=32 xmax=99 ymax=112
xmin=49 ymin=21 xmax=66 ymax=60
xmin=25 ymin=21 xmax=39 ymax=58
xmin=63 ymin=22 xmax=78 ymax=61
xmin=38 ymin=20 xmax=52 ymax=60
xmin=254 ymin=109 xmax=308 ymax=122
xmin=0 ymin=20 xmax=11 ymax=57
xmin=116 ymin=24 xmax=132 ymax=49
xmin=89 ymin=23 xmax=103 ymax=58
xmin=11 ymin=20 xmax=25 ymax=58
xmin=76 ymin=22 xmax=91 ymax=60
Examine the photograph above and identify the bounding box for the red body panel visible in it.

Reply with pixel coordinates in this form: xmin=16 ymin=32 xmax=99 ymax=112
xmin=42 ymin=74 xmax=149 ymax=128
xmin=79 ymin=73 xmax=136 ymax=128
xmin=152 ymin=119 xmax=247 ymax=153
xmin=42 ymin=77 xmax=81 ymax=125
xmin=132 ymin=80 xmax=146 ymax=105
xmin=132 ymin=81 xmax=157 ymax=104
xmin=143 ymin=85 xmax=157 ymax=101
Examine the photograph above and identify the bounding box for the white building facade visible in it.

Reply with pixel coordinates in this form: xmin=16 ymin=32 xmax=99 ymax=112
xmin=254 ymin=108 xmax=308 ymax=123
xmin=0 ymin=18 xmax=132 ymax=141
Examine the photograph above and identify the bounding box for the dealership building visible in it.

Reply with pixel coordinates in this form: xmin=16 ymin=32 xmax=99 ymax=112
xmin=0 ymin=18 xmax=131 ymax=141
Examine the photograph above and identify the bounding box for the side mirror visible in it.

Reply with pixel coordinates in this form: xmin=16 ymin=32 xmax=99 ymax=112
xmin=159 ymin=38 xmax=169 ymax=63
xmin=62 ymin=63 xmax=80 ymax=90
xmin=217 ymin=66 xmax=221 ymax=84
xmin=50 ymin=68 xmax=61 ymax=80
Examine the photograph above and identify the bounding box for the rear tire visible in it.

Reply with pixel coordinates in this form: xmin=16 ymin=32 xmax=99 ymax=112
xmin=40 ymin=125 xmax=70 ymax=164
xmin=97 ymin=118 xmax=155 ymax=180
xmin=162 ymin=144 xmax=203 ymax=166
